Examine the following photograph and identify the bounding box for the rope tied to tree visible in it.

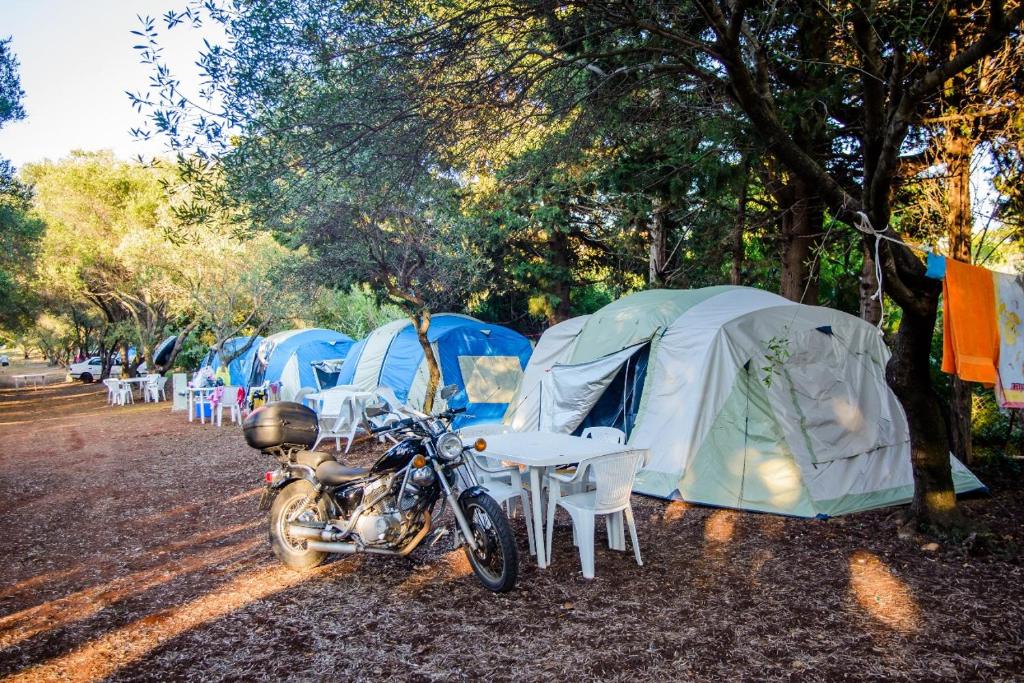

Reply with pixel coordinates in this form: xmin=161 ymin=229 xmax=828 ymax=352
xmin=853 ymin=211 xmax=888 ymax=332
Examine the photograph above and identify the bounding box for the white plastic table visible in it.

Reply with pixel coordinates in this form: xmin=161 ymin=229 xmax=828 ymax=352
xmin=12 ymin=373 xmax=46 ymax=388
xmin=120 ymin=376 xmax=151 ymax=400
xmin=187 ymin=386 xmax=218 ymax=423
xmin=479 ymin=432 xmax=647 ymax=569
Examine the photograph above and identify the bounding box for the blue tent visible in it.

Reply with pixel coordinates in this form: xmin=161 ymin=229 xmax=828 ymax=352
xmin=248 ymin=328 xmax=354 ymax=401
xmin=336 ymin=314 xmax=533 ymax=426
xmin=200 ymin=336 xmax=263 ymax=386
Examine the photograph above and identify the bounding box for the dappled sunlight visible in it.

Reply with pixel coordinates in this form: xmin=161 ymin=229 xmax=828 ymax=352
xmin=831 ymin=397 xmax=865 ymax=432
xmin=4 ymin=560 xmax=356 ymax=683
xmin=662 ymin=501 xmax=690 ymax=524
xmin=0 ymin=538 xmax=260 ymax=650
xmin=225 ymin=487 xmax=263 ymax=503
xmin=440 ymin=549 xmax=473 ymax=580
xmin=703 ymin=509 xmax=737 ymax=544
xmin=848 ymin=550 xmax=920 ymax=634
xmin=0 ymin=566 xmax=84 ymax=602
xmin=396 ymin=563 xmax=441 ymax=595
xmin=160 ymin=521 xmax=261 ymax=553
xmin=755 ymin=457 xmax=803 ymax=508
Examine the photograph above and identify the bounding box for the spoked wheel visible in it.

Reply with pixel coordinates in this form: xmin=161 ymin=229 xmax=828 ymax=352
xmin=269 ymin=480 xmax=328 ymax=570
xmin=459 ymin=491 xmax=518 ymax=592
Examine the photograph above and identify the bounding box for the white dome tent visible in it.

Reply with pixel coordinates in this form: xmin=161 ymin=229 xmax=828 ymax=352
xmin=504 ymin=286 xmax=983 ymax=517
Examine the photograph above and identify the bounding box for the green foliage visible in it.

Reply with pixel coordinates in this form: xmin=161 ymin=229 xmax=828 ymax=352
xmin=0 ymin=37 xmax=25 ymax=127
xmin=310 ymin=285 xmax=405 ymax=339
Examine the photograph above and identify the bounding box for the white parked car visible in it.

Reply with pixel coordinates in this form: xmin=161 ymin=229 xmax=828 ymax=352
xmin=0 ymin=354 xmax=9 ymax=367
xmin=68 ymin=356 xmax=122 ymax=383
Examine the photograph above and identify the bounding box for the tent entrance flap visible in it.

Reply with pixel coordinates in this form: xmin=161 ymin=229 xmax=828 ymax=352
xmin=575 ymin=344 xmax=649 ymax=439
xmin=540 ymin=343 xmax=648 ymax=435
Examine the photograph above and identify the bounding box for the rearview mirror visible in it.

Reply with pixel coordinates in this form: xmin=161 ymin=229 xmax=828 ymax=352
xmin=440 ymin=384 xmax=458 ymax=400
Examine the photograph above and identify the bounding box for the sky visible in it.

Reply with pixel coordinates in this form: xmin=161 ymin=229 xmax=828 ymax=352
xmin=0 ymin=0 xmax=218 ymax=168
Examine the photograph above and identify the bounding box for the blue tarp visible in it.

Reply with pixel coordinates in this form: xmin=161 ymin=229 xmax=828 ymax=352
xmin=337 ymin=314 xmax=533 ymax=427
xmin=200 ymin=336 xmax=263 ymax=386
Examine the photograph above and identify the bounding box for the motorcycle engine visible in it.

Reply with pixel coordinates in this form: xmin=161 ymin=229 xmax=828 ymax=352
xmin=353 ymin=509 xmax=403 ymax=544
xmin=351 ymin=473 xmax=413 ymax=545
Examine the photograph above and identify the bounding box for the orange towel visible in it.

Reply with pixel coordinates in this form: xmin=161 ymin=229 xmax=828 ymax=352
xmin=942 ymin=259 xmax=999 ymax=385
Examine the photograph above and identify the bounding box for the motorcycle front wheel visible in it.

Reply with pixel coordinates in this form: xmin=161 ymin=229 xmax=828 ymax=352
xmin=458 ymin=491 xmax=518 ymax=592
xmin=269 ymin=480 xmax=328 ymax=570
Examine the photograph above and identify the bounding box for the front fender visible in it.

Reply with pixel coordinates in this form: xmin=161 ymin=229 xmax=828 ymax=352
xmin=458 ymin=486 xmax=489 ymax=502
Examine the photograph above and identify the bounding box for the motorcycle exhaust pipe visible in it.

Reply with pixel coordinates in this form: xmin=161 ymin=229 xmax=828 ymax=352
xmin=287 ymin=524 xmax=332 ymax=541
xmin=298 ymin=511 xmax=432 ymax=557
xmin=306 ymin=540 xmax=359 ymax=554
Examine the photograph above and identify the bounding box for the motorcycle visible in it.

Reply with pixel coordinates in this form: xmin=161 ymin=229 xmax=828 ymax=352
xmin=244 ymin=385 xmax=519 ymax=592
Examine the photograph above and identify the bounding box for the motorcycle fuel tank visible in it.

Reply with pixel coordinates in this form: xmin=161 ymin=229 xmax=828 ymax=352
xmin=372 ymin=439 xmax=425 ymax=474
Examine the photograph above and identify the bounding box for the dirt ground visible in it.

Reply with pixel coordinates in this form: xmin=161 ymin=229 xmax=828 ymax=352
xmin=0 ymin=383 xmax=1021 ymax=682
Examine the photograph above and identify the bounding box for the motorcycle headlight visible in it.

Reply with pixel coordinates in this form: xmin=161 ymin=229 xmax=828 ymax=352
xmin=436 ymin=432 xmax=464 ymax=461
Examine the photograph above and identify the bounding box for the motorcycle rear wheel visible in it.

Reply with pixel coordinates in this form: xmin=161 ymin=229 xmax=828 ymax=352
xmin=459 ymin=491 xmax=518 ymax=592
xmin=269 ymin=480 xmax=328 ymax=570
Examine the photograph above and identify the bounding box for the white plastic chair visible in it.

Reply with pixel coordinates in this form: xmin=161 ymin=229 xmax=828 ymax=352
xmin=545 ymin=450 xmax=644 ymax=579
xmin=311 ymin=388 xmax=364 ymax=452
xmin=144 ymin=375 xmax=160 ymax=402
xmin=469 ymin=451 xmax=536 ymax=557
xmin=555 ymin=426 xmax=628 ymax=495
xmin=117 ymin=380 xmax=134 ymax=406
xmin=147 ymin=374 xmax=166 ymax=401
xmin=216 ymin=386 xmax=242 ymax=426
xmin=102 ymin=378 xmax=120 ymax=405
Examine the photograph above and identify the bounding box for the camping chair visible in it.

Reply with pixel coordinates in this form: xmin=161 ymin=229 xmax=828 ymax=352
xmin=216 ymin=386 xmax=242 ymax=427
xmin=144 ymin=375 xmax=161 ymax=402
xmin=545 ymin=449 xmax=644 ymax=579
xmin=467 ymin=450 xmax=536 ymax=557
xmin=311 ymin=388 xmax=365 ymax=452
xmin=102 ymin=378 xmax=120 ymax=405
xmin=554 ymin=426 xmax=629 ymax=497
xmin=116 ymin=380 xmax=134 ymax=406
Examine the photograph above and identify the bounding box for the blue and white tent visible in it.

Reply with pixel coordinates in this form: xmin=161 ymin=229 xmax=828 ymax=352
xmin=248 ymin=329 xmax=354 ymax=401
xmin=335 ymin=314 xmax=533 ymax=426
xmin=200 ymin=336 xmax=263 ymax=386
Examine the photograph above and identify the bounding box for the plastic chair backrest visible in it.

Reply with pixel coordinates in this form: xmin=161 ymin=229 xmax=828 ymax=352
xmin=318 ymin=389 xmax=351 ymax=416
xmin=103 ymin=379 xmax=119 ymax=391
xmin=374 ymin=386 xmax=403 ymax=410
xmin=590 ymin=450 xmax=644 ymax=510
xmin=220 ymin=386 xmax=240 ymax=407
xmin=581 ymin=426 xmax=626 ymax=445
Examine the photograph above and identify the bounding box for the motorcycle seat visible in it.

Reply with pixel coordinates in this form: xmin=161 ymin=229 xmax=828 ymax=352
xmin=295 ymin=450 xmax=335 ymax=469
xmin=316 ymin=461 xmax=370 ymax=485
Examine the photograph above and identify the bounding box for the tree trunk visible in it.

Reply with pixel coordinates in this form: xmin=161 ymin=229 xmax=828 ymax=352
xmin=546 ymin=229 xmax=573 ymax=324
xmin=859 ymin=243 xmax=882 ymax=325
xmin=777 ymin=179 xmax=825 ymax=304
xmin=945 ymin=130 xmax=975 ymax=465
xmin=886 ymin=294 xmax=962 ymax=532
xmin=730 ymin=170 xmax=748 ymax=286
xmin=649 ymin=203 xmax=669 ymax=287
xmin=157 ymin=320 xmax=201 ymax=375
xmin=413 ymin=309 xmax=441 ymax=414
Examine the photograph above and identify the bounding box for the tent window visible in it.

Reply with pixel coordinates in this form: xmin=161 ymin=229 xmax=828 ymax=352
xmin=457 ymin=355 xmax=523 ymax=404
xmin=311 ymin=359 xmax=345 ymax=391
xmin=574 ymin=344 xmax=650 ymax=439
